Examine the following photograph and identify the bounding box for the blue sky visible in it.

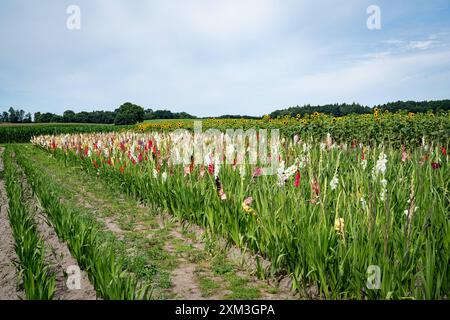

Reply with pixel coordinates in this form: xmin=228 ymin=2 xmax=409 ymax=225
xmin=1 ymin=0 xmax=449 ymax=117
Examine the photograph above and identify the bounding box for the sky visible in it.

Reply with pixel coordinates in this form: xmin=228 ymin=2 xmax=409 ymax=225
xmin=0 ymin=0 xmax=449 ymax=117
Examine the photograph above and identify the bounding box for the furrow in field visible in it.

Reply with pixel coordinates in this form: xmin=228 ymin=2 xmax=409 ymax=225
xmin=0 ymin=146 xmax=24 ymax=300
xmin=12 ymin=157 xmax=97 ymax=300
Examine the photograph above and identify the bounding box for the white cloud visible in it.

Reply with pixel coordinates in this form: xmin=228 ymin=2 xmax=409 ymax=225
xmin=408 ymin=40 xmax=436 ymax=50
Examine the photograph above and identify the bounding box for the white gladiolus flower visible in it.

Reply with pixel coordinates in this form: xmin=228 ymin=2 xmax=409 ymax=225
xmin=330 ymin=174 xmax=339 ymax=190
xmin=162 ymin=172 xmax=167 ymax=182
xmin=214 ymin=164 xmax=220 ymax=178
xmin=360 ymin=197 xmax=367 ymax=209
xmin=239 ymin=164 xmax=246 ymax=177
xmin=153 ymin=169 xmax=158 ymax=179
xmin=375 ymin=152 xmax=388 ymax=176
xmin=361 ymin=159 xmax=367 ymax=170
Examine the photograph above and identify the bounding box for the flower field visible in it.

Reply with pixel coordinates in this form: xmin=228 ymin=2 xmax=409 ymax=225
xmin=0 ymin=112 xmax=449 ymax=300
xmin=25 ymin=119 xmax=450 ymax=299
xmin=137 ymin=111 xmax=450 ymax=146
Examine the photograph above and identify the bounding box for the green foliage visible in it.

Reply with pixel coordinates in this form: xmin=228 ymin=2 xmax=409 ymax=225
xmin=48 ymin=134 xmax=450 ymax=299
xmin=269 ymin=100 xmax=450 ymax=118
xmin=144 ymin=109 xmax=196 ymax=120
xmin=270 ymin=103 xmax=372 ymax=118
xmin=0 ymin=107 xmax=31 ymax=123
xmin=114 ymin=102 xmax=145 ymax=125
xmin=2 ymin=147 xmax=56 ymax=299
xmin=0 ymin=123 xmax=129 ymax=143
xmin=376 ymin=100 xmax=450 ymax=113
xmin=12 ymin=145 xmax=149 ymax=300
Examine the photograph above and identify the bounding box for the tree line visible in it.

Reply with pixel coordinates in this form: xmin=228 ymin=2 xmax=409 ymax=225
xmin=374 ymin=100 xmax=450 ymax=113
xmin=1 ymin=103 xmax=196 ymax=125
xmin=0 ymin=108 xmax=33 ymax=123
xmin=2 ymin=100 xmax=449 ymax=125
xmin=269 ymin=100 xmax=450 ymax=118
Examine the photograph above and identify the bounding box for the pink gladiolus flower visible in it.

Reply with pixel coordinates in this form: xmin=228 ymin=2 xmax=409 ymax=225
xmin=208 ymin=163 xmax=215 ymax=175
xmin=402 ymin=145 xmax=407 ymax=162
xmin=244 ymin=197 xmax=253 ymax=206
xmin=219 ymin=189 xmax=227 ymax=200
xmin=253 ymin=168 xmax=263 ymax=177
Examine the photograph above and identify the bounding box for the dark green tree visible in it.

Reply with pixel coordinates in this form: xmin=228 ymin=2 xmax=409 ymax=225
xmin=114 ymin=102 xmax=145 ymax=125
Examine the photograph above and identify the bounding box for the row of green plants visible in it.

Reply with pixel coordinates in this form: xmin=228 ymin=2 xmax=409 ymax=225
xmin=47 ymin=136 xmax=449 ymax=299
xmin=0 ymin=124 xmax=130 ymax=144
xmin=12 ymin=145 xmax=149 ymax=299
xmin=137 ymin=111 xmax=450 ymax=146
xmin=2 ymin=147 xmax=56 ymax=299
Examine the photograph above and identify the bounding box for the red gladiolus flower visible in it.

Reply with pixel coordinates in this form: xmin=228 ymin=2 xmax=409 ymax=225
xmin=119 ymin=166 xmax=125 ymax=174
xmin=108 ymin=158 xmax=112 ymax=166
xmin=431 ymin=162 xmax=441 ymax=170
xmin=442 ymin=146 xmax=447 ymax=156
xmin=294 ymin=171 xmax=300 ymax=188
xmin=138 ymin=153 xmax=143 ymax=163
xmin=311 ymin=176 xmax=320 ymax=196
xmin=208 ymin=163 xmax=215 ymax=175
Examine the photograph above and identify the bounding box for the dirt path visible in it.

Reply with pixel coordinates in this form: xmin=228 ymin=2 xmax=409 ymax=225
xmin=0 ymin=146 xmax=24 ymax=300
xmin=19 ymin=145 xmax=298 ymax=300
xmin=13 ymin=157 xmax=97 ymax=300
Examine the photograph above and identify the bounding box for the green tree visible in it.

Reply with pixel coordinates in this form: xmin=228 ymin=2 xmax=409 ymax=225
xmin=114 ymin=102 xmax=144 ymax=125
xmin=63 ymin=110 xmax=76 ymax=122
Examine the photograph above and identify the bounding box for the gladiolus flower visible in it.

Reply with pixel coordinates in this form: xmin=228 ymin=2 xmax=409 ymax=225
xmin=242 ymin=197 xmax=255 ymax=215
xmin=253 ymin=167 xmax=263 ymax=177
xmin=311 ymin=177 xmax=320 ymax=196
xmin=119 ymin=166 xmax=125 ymax=174
xmin=208 ymin=163 xmax=215 ymax=175
xmin=219 ymin=189 xmax=227 ymax=201
xmin=199 ymin=165 xmax=205 ymax=177
xmin=431 ymin=162 xmax=441 ymax=170
xmin=294 ymin=171 xmax=300 ymax=188
xmin=401 ymin=145 xmax=407 ymax=162
xmin=334 ymin=217 xmax=345 ymax=235
xmin=442 ymin=146 xmax=447 ymax=156
xmin=330 ymin=174 xmax=338 ymax=190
